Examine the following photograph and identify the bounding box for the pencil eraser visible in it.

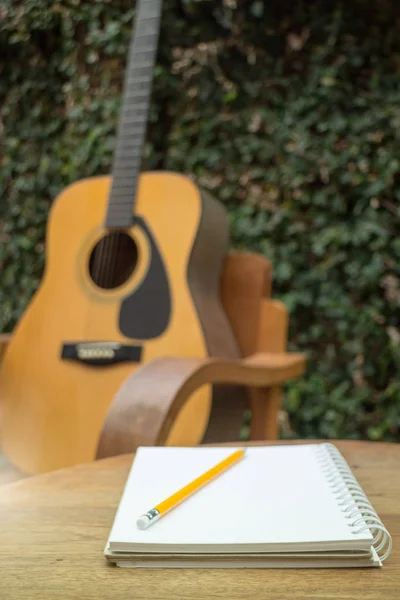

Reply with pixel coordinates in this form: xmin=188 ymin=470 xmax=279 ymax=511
xmin=136 ymin=516 xmax=150 ymax=530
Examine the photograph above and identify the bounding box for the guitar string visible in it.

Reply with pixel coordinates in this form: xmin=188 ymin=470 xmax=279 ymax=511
xmin=104 ymin=230 xmax=112 ymax=288
xmin=109 ymin=229 xmax=121 ymax=288
xmin=98 ymin=231 xmax=108 ymax=288
xmin=101 ymin=2 xmax=162 ymax=288
xmin=95 ymin=234 xmax=104 ymax=288
xmin=104 ymin=231 xmax=116 ymax=288
xmin=109 ymin=230 xmax=119 ymax=288
xmin=96 ymin=237 xmax=104 ymax=287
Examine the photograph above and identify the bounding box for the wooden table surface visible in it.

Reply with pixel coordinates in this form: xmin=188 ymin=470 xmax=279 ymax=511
xmin=0 ymin=440 xmax=399 ymax=600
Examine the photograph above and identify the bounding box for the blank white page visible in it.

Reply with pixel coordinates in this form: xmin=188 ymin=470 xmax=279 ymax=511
xmin=107 ymin=445 xmax=372 ymax=553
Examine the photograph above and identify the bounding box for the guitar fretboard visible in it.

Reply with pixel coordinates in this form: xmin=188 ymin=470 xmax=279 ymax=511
xmin=106 ymin=0 xmax=162 ymax=228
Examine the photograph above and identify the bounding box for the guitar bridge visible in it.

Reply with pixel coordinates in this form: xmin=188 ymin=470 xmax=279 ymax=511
xmin=61 ymin=342 xmax=142 ymax=366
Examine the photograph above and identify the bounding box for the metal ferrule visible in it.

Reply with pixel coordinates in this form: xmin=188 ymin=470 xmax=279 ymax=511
xmin=137 ymin=508 xmax=161 ymax=529
xmin=145 ymin=508 xmax=160 ymax=523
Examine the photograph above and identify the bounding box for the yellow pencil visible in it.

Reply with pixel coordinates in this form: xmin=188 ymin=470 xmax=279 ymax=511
xmin=136 ymin=449 xmax=245 ymax=530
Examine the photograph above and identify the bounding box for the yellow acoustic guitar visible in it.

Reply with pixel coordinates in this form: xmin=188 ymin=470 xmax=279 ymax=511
xmin=0 ymin=0 xmax=241 ymax=474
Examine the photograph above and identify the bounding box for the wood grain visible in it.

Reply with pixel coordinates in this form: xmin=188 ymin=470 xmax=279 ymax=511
xmin=0 ymin=440 xmax=398 ymax=600
xmin=220 ymin=252 xmax=272 ymax=358
xmin=96 ymin=352 xmax=305 ymax=459
xmin=249 ymin=298 xmax=290 ymax=441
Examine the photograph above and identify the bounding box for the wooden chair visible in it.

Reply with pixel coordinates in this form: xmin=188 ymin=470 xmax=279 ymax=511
xmin=0 ymin=251 xmax=306 ymax=481
xmin=96 ymin=251 xmax=305 ymax=458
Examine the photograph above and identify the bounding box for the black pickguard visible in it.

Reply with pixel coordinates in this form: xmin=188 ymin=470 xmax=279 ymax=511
xmin=119 ymin=215 xmax=171 ymax=339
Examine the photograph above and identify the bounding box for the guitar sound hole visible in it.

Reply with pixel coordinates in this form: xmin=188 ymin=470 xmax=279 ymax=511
xmin=88 ymin=231 xmax=138 ymax=290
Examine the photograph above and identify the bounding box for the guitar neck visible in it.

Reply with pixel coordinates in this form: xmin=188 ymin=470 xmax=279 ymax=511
xmin=105 ymin=0 xmax=162 ymax=229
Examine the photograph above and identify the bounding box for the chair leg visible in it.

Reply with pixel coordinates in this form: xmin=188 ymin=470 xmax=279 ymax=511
xmin=249 ymin=298 xmax=289 ymax=440
xmin=249 ymin=386 xmax=282 ymax=441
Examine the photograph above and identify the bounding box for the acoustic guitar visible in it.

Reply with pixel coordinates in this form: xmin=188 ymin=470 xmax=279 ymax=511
xmin=0 ymin=0 xmax=241 ymax=474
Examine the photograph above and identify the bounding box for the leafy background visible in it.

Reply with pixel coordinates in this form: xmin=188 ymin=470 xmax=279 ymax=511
xmin=1 ymin=0 xmax=399 ymax=441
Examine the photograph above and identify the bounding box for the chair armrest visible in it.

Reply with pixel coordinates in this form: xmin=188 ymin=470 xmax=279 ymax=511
xmin=96 ymin=352 xmax=306 ymax=459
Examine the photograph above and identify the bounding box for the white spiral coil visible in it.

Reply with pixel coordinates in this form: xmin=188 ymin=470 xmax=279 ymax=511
xmin=315 ymin=443 xmax=392 ymax=562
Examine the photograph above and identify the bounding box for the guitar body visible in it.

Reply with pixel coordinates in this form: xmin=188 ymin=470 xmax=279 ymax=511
xmin=0 ymin=172 xmax=238 ymax=474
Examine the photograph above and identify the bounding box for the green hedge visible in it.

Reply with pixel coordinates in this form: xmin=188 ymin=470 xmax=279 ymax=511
xmin=1 ymin=0 xmax=399 ymax=441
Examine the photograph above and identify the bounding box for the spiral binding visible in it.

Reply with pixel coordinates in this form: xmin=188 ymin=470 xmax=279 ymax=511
xmin=315 ymin=443 xmax=392 ymax=562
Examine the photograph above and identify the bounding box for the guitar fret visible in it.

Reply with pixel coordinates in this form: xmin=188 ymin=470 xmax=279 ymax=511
xmin=113 ymin=162 xmax=141 ymax=167
xmin=110 ymin=184 xmax=138 ymax=190
xmin=123 ymin=82 xmax=151 ymax=92
xmin=115 ymin=130 xmax=146 ymax=139
xmin=107 ymin=211 xmax=135 ymax=217
xmin=117 ymin=123 xmax=146 ymax=130
xmin=120 ymin=119 xmax=148 ymax=126
xmin=120 ymin=115 xmax=149 ymax=122
xmin=128 ymin=49 xmax=157 ymax=57
xmin=127 ymin=58 xmax=155 ymax=66
xmin=121 ymin=101 xmax=149 ymax=109
xmin=135 ymin=33 xmax=159 ymax=43
xmin=122 ymin=91 xmax=151 ymax=101
xmin=121 ymin=106 xmax=150 ymax=112
xmin=110 ymin=191 xmax=138 ymax=197
xmin=107 ymin=205 xmax=135 ymax=212
xmin=118 ymin=121 xmax=147 ymax=128
xmin=124 ymin=88 xmax=152 ymax=96
xmin=138 ymin=7 xmax=162 ymax=18
xmin=125 ymin=66 xmax=153 ymax=76
xmin=110 ymin=187 xmax=138 ymax=193
xmin=114 ymin=152 xmax=142 ymax=159
xmin=113 ymin=164 xmax=141 ymax=170
xmin=112 ymin=166 xmax=141 ymax=171
xmin=114 ymin=144 xmax=143 ymax=151
xmin=131 ymin=22 xmax=159 ymax=35
xmin=114 ymin=144 xmax=143 ymax=152
xmin=107 ymin=204 xmax=136 ymax=211
xmin=107 ymin=201 xmax=137 ymax=207
xmin=108 ymin=196 xmax=138 ymax=202
xmin=128 ymin=59 xmax=156 ymax=67
xmin=112 ymin=171 xmax=141 ymax=178
xmin=128 ymin=48 xmax=156 ymax=55
xmin=120 ymin=117 xmax=148 ymax=124
xmin=114 ymin=145 xmax=143 ymax=152
xmin=117 ymin=124 xmax=146 ymax=132
xmin=117 ymin=143 xmax=142 ymax=152
xmin=113 ymin=156 xmax=142 ymax=162
xmin=115 ymin=137 xmax=143 ymax=144
xmin=122 ymin=76 xmax=154 ymax=85
xmin=112 ymin=170 xmax=141 ymax=178
xmin=116 ymin=139 xmax=144 ymax=145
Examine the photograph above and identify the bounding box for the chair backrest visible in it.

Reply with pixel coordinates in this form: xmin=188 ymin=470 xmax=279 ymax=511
xmin=201 ymin=251 xmax=273 ymax=444
xmin=220 ymin=252 xmax=272 ymax=357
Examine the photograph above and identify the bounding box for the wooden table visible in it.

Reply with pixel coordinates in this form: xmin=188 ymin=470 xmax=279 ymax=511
xmin=0 ymin=440 xmax=399 ymax=600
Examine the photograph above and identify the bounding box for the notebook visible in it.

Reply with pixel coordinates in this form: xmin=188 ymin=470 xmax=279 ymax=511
xmin=104 ymin=443 xmax=392 ymax=568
